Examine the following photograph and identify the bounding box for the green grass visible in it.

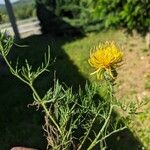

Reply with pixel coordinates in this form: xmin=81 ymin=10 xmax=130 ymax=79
xmin=0 ymin=30 xmax=145 ymax=149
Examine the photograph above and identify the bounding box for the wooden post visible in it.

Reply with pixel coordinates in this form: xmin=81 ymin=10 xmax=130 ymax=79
xmin=4 ymin=0 xmax=20 ymax=40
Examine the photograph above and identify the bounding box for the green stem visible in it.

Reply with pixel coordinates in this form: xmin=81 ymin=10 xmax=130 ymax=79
xmin=29 ymin=84 xmax=62 ymax=136
xmin=2 ymin=54 xmax=29 ymax=85
xmin=2 ymin=53 xmax=62 ymax=136
xmin=77 ymin=117 xmax=96 ymax=150
xmin=96 ymin=126 xmax=126 ymax=145
xmin=77 ymin=106 xmax=102 ymax=150
xmin=41 ymin=102 xmax=62 ymax=135
xmin=87 ymin=105 xmax=113 ymax=150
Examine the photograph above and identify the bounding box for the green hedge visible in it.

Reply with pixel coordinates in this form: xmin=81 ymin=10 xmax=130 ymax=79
xmin=93 ymin=0 xmax=150 ymax=36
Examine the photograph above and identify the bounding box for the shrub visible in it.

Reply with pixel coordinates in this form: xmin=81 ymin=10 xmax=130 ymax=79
xmin=0 ymin=12 xmax=8 ymax=24
xmin=14 ymin=3 xmax=36 ymax=20
xmin=35 ymin=0 xmax=98 ymax=34
xmin=93 ymin=0 xmax=150 ymax=36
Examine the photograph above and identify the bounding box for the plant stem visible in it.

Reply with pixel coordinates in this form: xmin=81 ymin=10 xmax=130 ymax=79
xmin=77 ymin=117 xmax=96 ymax=150
xmin=87 ymin=105 xmax=114 ymax=150
xmin=77 ymin=105 xmax=102 ymax=150
xmin=2 ymin=54 xmax=29 ymax=85
xmin=2 ymin=53 xmax=62 ymax=136
xmin=96 ymin=126 xmax=126 ymax=145
xmin=29 ymin=84 xmax=63 ymax=136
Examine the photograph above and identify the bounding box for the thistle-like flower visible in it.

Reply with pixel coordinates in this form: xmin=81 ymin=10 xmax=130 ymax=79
xmin=88 ymin=41 xmax=123 ymax=79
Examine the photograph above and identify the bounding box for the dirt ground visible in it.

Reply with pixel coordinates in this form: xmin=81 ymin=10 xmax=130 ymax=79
xmin=116 ymin=33 xmax=150 ymax=102
xmin=114 ymin=33 xmax=150 ymax=149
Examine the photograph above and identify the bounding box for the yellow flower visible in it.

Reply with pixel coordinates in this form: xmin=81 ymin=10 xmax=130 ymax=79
xmin=88 ymin=41 xmax=123 ymax=79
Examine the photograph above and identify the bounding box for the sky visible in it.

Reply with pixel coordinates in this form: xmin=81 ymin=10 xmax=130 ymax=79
xmin=0 ymin=0 xmax=19 ymax=4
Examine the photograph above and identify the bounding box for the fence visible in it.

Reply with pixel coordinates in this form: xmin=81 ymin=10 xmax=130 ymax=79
xmin=0 ymin=17 xmax=41 ymax=38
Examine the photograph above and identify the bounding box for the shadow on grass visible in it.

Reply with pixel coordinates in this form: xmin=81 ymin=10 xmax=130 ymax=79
xmin=0 ymin=29 xmax=144 ymax=150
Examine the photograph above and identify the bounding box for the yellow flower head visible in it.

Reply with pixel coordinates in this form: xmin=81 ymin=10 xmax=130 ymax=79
xmin=88 ymin=41 xmax=123 ymax=79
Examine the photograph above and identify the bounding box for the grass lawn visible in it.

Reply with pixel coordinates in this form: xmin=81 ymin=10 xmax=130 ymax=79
xmin=0 ymin=29 xmax=149 ymax=149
